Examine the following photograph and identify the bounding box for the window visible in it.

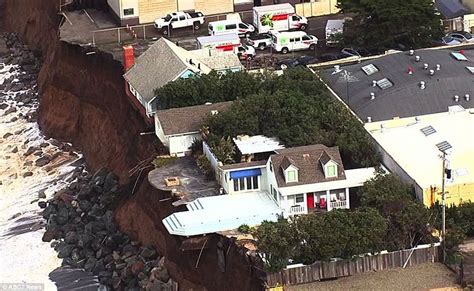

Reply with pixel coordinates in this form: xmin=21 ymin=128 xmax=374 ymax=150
xmin=292 ymin=16 xmax=299 ymax=21
xmin=225 ymin=24 xmax=237 ymax=30
xmin=239 ymin=178 xmax=245 ymax=190
xmin=179 ymin=15 xmax=185 ymax=20
xmin=289 ymin=38 xmax=296 ymax=43
xmin=295 ymin=194 xmax=304 ymax=203
xmin=238 ymin=23 xmax=248 ymax=29
xmin=123 ymin=8 xmax=134 ymax=16
xmin=252 ymin=176 xmax=259 ymax=189
xmin=287 ymin=170 xmax=296 ymax=182
xmin=327 ymin=165 xmax=336 ymax=177
xmin=269 ymin=161 xmax=273 ymax=172
xmin=302 ymin=35 xmax=311 ymax=41
xmin=233 ymin=179 xmax=239 ymax=192
xmin=246 ymin=177 xmax=252 ymax=190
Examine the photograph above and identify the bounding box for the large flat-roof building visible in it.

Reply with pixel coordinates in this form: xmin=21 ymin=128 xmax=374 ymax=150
xmin=321 ymin=47 xmax=474 ymax=206
xmin=365 ymin=108 xmax=474 ymax=207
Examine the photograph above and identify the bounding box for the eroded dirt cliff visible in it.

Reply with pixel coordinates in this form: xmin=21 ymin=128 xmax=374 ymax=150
xmin=2 ymin=0 xmax=157 ymax=183
xmin=1 ymin=1 xmax=265 ymax=290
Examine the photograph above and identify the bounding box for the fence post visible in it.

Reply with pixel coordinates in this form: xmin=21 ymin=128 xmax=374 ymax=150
xmin=92 ymin=31 xmax=96 ymax=46
xmin=118 ymin=27 xmax=121 ymax=43
xmin=143 ymin=25 xmax=146 ymax=39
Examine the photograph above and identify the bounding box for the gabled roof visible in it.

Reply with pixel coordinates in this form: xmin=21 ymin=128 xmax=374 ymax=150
xmin=123 ymin=38 xmax=211 ymax=104
xmin=156 ymin=101 xmax=233 ymax=136
xmin=280 ymin=156 xmax=297 ymax=170
xmin=319 ymin=150 xmax=338 ymax=165
xmin=435 ymin=0 xmax=469 ymax=19
xmin=321 ymin=47 xmax=474 ymax=122
xmin=270 ymin=144 xmax=346 ymax=188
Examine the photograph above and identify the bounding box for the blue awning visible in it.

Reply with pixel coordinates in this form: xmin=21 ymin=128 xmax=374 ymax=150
xmin=230 ymin=168 xmax=262 ymax=179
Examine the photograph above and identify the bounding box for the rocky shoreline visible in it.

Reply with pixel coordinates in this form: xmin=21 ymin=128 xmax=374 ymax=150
xmin=0 ymin=33 xmax=175 ymax=290
xmin=42 ymin=167 xmax=175 ymax=290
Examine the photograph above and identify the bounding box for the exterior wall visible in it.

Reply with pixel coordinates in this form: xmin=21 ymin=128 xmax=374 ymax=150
xmin=464 ymin=13 xmax=474 ymax=33
xmin=154 ymin=115 xmax=169 ymax=147
xmin=423 ymin=182 xmax=474 ymax=207
xmin=295 ymin=0 xmax=339 ymax=18
xmin=138 ymin=0 xmax=177 ymax=24
xmin=195 ymin=0 xmax=234 ymax=15
xmin=203 ymin=141 xmax=221 ymax=174
xmin=168 ymin=132 xmax=201 ymax=156
xmin=178 ymin=0 xmax=195 ymax=10
xmin=108 ymin=0 xmax=121 ymax=18
xmin=221 ymin=166 xmax=267 ymax=195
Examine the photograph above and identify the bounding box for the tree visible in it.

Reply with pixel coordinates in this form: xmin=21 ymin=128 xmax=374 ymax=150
xmin=252 ymin=219 xmax=300 ymax=272
xmin=360 ymin=174 xmax=435 ymax=250
xmin=338 ymin=0 xmax=443 ymax=51
xmin=207 ymin=135 xmax=236 ymax=164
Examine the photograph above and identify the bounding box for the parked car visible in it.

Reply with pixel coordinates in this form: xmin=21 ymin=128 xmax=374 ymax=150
xmin=319 ymin=52 xmax=348 ymax=62
xmin=275 ymin=56 xmax=319 ymax=70
xmin=446 ymin=31 xmax=474 ymax=43
xmin=271 ymin=31 xmax=318 ymax=54
xmin=237 ymin=44 xmax=256 ymax=60
xmin=341 ymin=47 xmax=371 ymax=58
xmin=441 ymin=36 xmax=462 ymax=46
xmin=154 ymin=11 xmax=205 ymax=35
xmin=208 ymin=19 xmax=255 ymax=37
xmin=247 ymin=32 xmax=273 ymax=50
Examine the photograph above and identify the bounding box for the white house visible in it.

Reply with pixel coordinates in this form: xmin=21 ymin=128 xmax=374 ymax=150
xmin=162 ymin=139 xmax=380 ymax=236
xmin=154 ymin=101 xmax=232 ymax=157
xmin=218 ymin=143 xmax=379 ymax=217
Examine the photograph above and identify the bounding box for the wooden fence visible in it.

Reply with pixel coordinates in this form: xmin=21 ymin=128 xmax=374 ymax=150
xmin=266 ymin=244 xmax=440 ymax=288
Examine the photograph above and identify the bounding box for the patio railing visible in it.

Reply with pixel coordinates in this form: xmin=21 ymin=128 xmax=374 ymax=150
xmin=330 ymin=200 xmax=347 ymax=209
xmin=289 ymin=205 xmax=305 ymax=215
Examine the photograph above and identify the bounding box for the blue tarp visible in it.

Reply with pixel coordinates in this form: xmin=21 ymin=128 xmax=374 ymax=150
xmin=230 ymin=168 xmax=262 ymax=179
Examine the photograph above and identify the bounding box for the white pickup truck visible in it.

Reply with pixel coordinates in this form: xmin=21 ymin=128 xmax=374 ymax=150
xmin=154 ymin=11 xmax=205 ymax=35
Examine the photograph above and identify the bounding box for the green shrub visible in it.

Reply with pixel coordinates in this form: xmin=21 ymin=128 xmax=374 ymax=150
xmin=152 ymin=156 xmax=177 ymax=169
xmin=238 ymin=224 xmax=251 ymax=234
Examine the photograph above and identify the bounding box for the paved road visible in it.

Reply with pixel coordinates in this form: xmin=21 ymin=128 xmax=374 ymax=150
xmin=156 ymin=14 xmax=345 ymax=63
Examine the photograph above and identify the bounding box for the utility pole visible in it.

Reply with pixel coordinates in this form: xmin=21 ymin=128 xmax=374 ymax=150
xmin=441 ymin=151 xmax=446 ymax=262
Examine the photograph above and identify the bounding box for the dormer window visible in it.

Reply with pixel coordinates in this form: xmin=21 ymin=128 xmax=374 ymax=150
xmin=326 ymin=164 xmax=337 ymax=178
xmin=287 ymin=170 xmax=297 ymax=182
xmin=284 ymin=166 xmax=298 ymax=183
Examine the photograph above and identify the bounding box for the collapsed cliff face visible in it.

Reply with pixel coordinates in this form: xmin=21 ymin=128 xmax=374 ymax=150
xmin=115 ymin=175 xmax=265 ymax=291
xmin=2 ymin=0 xmax=157 ymax=183
xmin=1 ymin=1 xmax=265 ymax=290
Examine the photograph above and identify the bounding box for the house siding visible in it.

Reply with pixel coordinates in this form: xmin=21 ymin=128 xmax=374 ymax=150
xmin=154 ymin=115 xmax=169 ymax=147
xmin=195 ymin=0 xmax=234 ymax=15
xmin=138 ymin=0 xmax=177 ymax=24
xmin=168 ymin=133 xmax=201 ymax=156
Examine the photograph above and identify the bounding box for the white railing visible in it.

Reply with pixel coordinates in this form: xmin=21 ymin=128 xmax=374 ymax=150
xmin=330 ymin=200 xmax=347 ymax=209
xmin=289 ymin=205 xmax=305 ymax=215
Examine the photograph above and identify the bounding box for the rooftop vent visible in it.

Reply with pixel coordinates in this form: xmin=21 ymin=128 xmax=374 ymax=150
xmin=370 ymin=92 xmax=375 ymax=100
xmin=415 ymin=55 xmax=421 ymax=62
xmin=377 ymin=78 xmax=393 ymax=90
xmin=205 ymin=102 xmax=212 ymax=105
xmin=429 ymin=69 xmax=435 ymax=76
xmin=367 ymin=116 xmax=372 ymax=123
xmin=211 ymin=110 xmax=219 ymax=115
xmin=451 ymin=52 xmax=468 ymax=61
xmin=420 ymin=81 xmax=426 ymax=89
xmin=454 ymin=95 xmax=460 ymax=102
xmin=423 ymin=63 xmax=429 ymax=70
xmin=466 ymin=94 xmax=470 ymax=101
xmin=361 ymin=64 xmax=379 ymax=75
xmin=436 ymin=141 xmax=452 ymax=153
xmin=409 ymin=49 xmax=415 ymax=56
xmin=420 ymin=125 xmax=436 ymax=136
xmin=436 ymin=64 xmax=441 ymax=71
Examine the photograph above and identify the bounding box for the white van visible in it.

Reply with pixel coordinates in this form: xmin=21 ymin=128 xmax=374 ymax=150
xmin=197 ymin=34 xmax=241 ymax=51
xmin=271 ymin=31 xmax=318 ymax=54
xmin=208 ymin=20 xmax=255 ymax=37
xmin=196 ymin=34 xmax=255 ymax=60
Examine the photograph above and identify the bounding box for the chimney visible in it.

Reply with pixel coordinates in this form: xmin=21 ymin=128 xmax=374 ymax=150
xmin=465 ymin=94 xmax=470 ymax=101
xmin=454 ymin=95 xmax=460 ymax=102
xmin=123 ymin=45 xmax=135 ymax=72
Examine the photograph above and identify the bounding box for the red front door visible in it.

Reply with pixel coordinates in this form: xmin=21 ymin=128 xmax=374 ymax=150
xmin=306 ymin=193 xmax=314 ymax=209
